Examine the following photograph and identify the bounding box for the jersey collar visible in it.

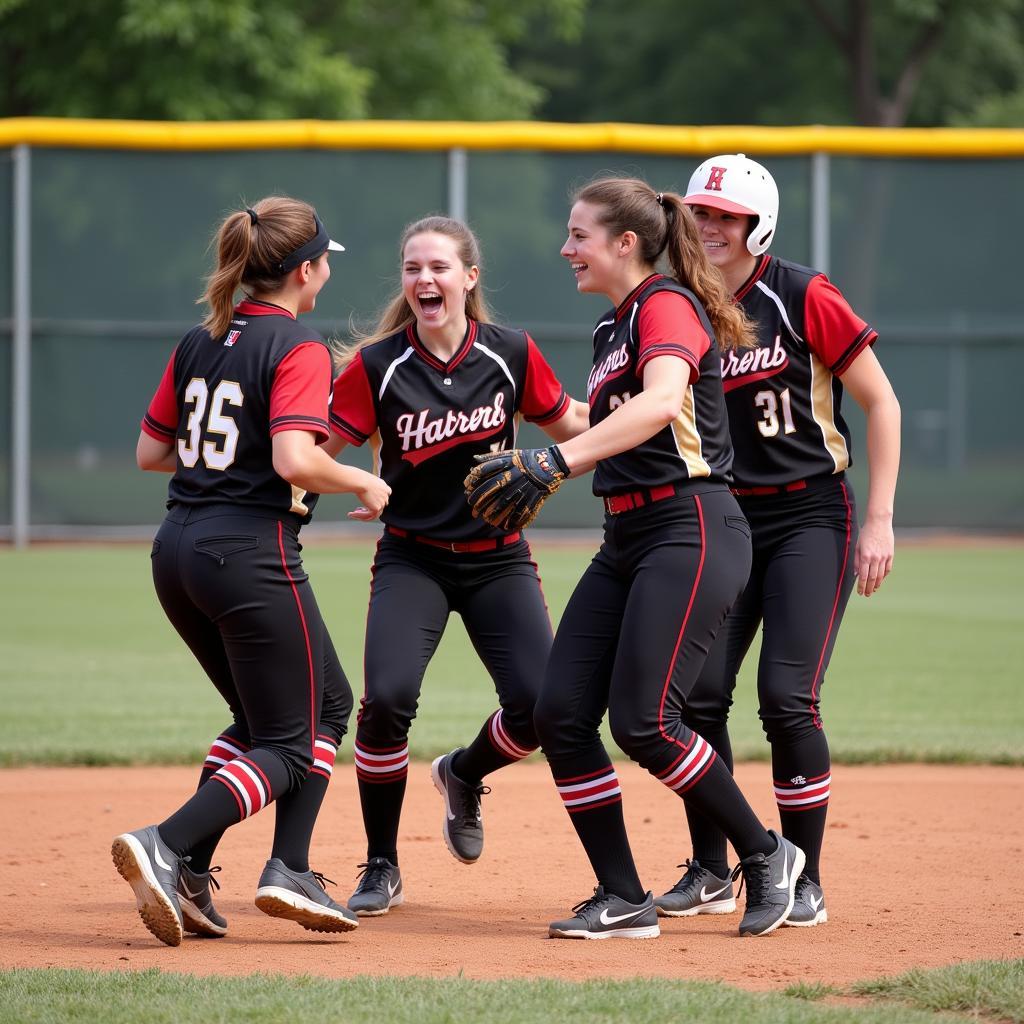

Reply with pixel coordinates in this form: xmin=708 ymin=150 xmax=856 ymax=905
xmin=406 ymin=317 xmax=478 ymax=373
xmin=236 ymin=297 xmax=296 ymax=319
xmin=615 ymin=273 xmax=664 ymax=321
xmin=733 ymin=254 xmax=771 ymax=303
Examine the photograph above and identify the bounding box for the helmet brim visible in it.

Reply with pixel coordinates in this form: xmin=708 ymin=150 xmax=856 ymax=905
xmin=682 ymin=193 xmax=757 ymax=216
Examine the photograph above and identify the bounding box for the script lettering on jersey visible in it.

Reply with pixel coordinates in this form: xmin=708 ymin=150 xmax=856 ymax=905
xmin=396 ymin=392 xmax=507 ymax=465
xmin=720 ymin=334 xmax=789 ymax=392
xmin=587 ymin=342 xmax=631 ymax=399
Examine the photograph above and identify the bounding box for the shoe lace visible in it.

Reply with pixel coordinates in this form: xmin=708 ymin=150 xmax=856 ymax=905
xmin=669 ymin=859 xmax=702 ymax=896
xmin=792 ymin=874 xmax=812 ymax=902
xmin=310 ymin=870 xmax=336 ymax=892
xmin=354 ymin=859 xmax=393 ymax=894
xmin=453 ymin=782 xmax=491 ymax=828
xmin=207 ymin=865 xmax=222 ymax=892
xmin=570 ymin=887 xmax=612 ymax=917
xmin=733 ymin=856 xmax=769 ymax=905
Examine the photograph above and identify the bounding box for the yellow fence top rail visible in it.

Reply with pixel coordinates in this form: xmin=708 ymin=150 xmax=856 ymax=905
xmin=1 ymin=118 xmax=1023 ymax=156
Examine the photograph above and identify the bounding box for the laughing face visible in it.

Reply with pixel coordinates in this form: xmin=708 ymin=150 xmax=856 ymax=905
xmin=688 ymin=204 xmax=754 ymax=275
xmin=561 ymin=200 xmax=622 ymax=298
xmin=401 ymin=231 xmax=479 ymax=335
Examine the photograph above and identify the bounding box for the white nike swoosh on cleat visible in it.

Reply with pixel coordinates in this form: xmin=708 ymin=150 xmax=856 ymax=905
xmin=387 ymin=879 xmax=400 ymax=898
xmin=809 ymin=894 xmax=823 ymax=910
xmin=598 ymin=906 xmax=649 ymax=926
xmin=181 ymin=883 xmax=203 ymax=899
xmin=774 ymin=847 xmax=790 ymax=890
xmin=153 ymin=843 xmax=173 ymax=872
xmin=700 ymin=882 xmax=731 ymax=902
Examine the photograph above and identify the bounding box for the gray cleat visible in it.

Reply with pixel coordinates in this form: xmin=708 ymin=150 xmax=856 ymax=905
xmin=111 ymin=825 xmax=184 ymax=947
xmin=736 ymin=830 xmax=805 ymax=937
xmin=178 ymin=863 xmax=227 ymax=937
xmin=348 ymin=857 xmax=404 ymax=917
xmin=254 ymin=859 xmax=358 ymax=933
xmin=784 ymin=874 xmax=828 ymax=927
xmin=655 ymin=858 xmax=737 ymax=917
xmin=431 ymin=749 xmax=489 ymax=864
xmin=549 ymin=886 xmax=660 ymax=940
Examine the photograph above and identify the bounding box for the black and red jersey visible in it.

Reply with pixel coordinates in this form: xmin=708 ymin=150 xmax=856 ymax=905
xmin=330 ymin=319 xmax=569 ymax=540
xmin=724 ymin=255 xmax=876 ymax=489
xmin=141 ymin=298 xmax=332 ymax=521
xmin=588 ymin=274 xmax=733 ymax=497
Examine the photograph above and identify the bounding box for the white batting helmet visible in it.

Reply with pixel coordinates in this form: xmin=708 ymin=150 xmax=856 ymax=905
xmin=683 ymin=153 xmax=779 ymax=256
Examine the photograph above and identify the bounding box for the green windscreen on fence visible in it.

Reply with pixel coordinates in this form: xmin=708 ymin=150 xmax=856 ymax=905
xmin=3 ymin=145 xmax=1022 ymax=531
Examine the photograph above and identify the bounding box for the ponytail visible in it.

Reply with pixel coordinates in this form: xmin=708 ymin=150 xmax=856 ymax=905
xmin=575 ymin=177 xmax=756 ymax=351
xmin=199 ymin=195 xmax=327 ymax=340
xmin=660 ymin=193 xmax=756 ymax=351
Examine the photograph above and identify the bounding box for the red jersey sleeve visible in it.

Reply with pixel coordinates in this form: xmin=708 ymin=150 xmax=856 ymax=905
xmin=804 ymin=274 xmax=877 ymax=376
xmin=141 ymin=348 xmax=178 ymax=442
xmin=329 ymin=350 xmax=378 ymax=446
xmin=269 ymin=342 xmax=331 ymax=442
xmin=521 ymin=334 xmax=570 ymax=424
xmin=635 ymin=291 xmax=710 ymax=380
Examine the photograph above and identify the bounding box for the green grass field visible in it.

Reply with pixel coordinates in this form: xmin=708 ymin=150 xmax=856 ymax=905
xmin=1 ymin=960 xmax=1021 ymax=1024
xmin=1 ymin=540 xmax=1022 ymax=766
xmin=2 ymin=539 xmax=1021 ymax=1022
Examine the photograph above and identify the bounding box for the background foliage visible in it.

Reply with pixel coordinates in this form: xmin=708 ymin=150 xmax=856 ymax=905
xmin=3 ymin=0 xmax=1024 ymax=125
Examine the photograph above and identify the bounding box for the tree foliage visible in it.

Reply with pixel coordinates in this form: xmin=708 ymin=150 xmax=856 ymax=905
xmin=0 ymin=0 xmax=584 ymax=120
xmin=520 ymin=0 xmax=1024 ymax=127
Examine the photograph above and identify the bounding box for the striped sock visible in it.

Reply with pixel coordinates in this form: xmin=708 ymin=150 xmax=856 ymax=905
xmin=271 ymin=732 xmax=340 ymax=873
xmin=773 ymin=733 xmax=831 ymax=883
xmin=354 ymin=738 xmax=409 ymax=865
xmin=183 ymin=728 xmax=251 ymax=872
xmin=452 ymin=709 xmax=536 ymax=783
xmin=653 ymin=732 xmax=772 ymax=861
xmin=547 ymin=751 xmax=644 ymax=904
xmin=158 ymin=748 xmax=290 ymax=856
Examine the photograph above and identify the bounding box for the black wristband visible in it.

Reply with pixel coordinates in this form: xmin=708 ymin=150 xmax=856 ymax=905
xmin=548 ymin=444 xmax=570 ymax=478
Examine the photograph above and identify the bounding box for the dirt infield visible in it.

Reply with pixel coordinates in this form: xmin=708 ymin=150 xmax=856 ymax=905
xmin=1 ymin=762 xmax=1021 ymax=988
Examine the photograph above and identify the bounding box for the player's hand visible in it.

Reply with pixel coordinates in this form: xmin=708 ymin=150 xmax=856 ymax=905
xmin=854 ymin=514 xmax=894 ymax=597
xmin=464 ymin=446 xmax=570 ymax=530
xmin=353 ymin=474 xmax=391 ymax=521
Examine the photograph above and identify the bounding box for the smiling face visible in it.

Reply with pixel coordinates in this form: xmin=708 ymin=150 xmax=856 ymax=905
xmin=561 ymin=200 xmax=633 ymax=301
xmin=688 ymin=204 xmax=756 ymax=277
xmin=401 ymin=231 xmax=479 ymax=335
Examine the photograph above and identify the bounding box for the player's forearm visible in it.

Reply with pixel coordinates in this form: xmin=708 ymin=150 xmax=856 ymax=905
xmin=542 ymin=398 xmax=591 ymax=443
xmin=136 ymin=432 xmax=177 ymax=473
xmin=276 ymin=445 xmax=377 ymax=495
xmin=862 ymin=392 xmax=901 ymax=523
xmin=556 ymin=389 xmax=679 ymax=475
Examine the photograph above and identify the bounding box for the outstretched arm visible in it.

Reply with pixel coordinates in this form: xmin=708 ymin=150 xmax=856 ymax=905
xmin=555 ymin=356 xmax=690 ymax=476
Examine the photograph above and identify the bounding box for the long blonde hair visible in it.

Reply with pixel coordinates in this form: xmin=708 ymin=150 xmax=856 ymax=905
xmin=334 ymin=216 xmax=493 ymax=371
xmin=575 ymin=177 xmax=756 ymax=351
xmin=200 ymin=196 xmax=324 ymax=339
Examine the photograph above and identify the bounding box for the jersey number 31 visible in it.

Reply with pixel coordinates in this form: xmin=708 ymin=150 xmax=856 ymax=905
xmin=178 ymin=378 xmax=244 ymax=470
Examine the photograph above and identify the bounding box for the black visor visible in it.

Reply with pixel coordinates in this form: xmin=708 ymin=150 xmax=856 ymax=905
xmin=276 ymin=214 xmax=345 ymax=274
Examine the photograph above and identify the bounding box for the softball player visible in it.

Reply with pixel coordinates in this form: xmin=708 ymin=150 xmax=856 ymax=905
xmin=467 ymin=178 xmax=804 ymax=939
xmin=323 ymin=216 xmax=590 ymax=916
xmin=656 ymin=154 xmax=900 ymax=927
xmin=112 ymin=196 xmax=390 ymax=946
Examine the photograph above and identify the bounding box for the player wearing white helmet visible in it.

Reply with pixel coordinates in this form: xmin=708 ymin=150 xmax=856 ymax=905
xmin=654 ymin=154 xmax=901 ymax=928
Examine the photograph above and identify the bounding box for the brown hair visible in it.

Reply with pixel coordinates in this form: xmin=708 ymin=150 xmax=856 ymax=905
xmin=574 ymin=177 xmax=755 ymax=351
xmin=200 ymin=196 xmax=324 ymax=339
xmin=334 ymin=216 xmax=493 ymax=371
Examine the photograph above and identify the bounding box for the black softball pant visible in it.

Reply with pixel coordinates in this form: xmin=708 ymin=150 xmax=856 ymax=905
xmin=684 ymin=477 xmax=858 ymax=745
xmin=534 ymin=488 xmax=752 ymax=774
xmin=151 ymin=504 xmax=352 ymax=793
xmin=356 ymin=534 xmax=551 ymax=755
